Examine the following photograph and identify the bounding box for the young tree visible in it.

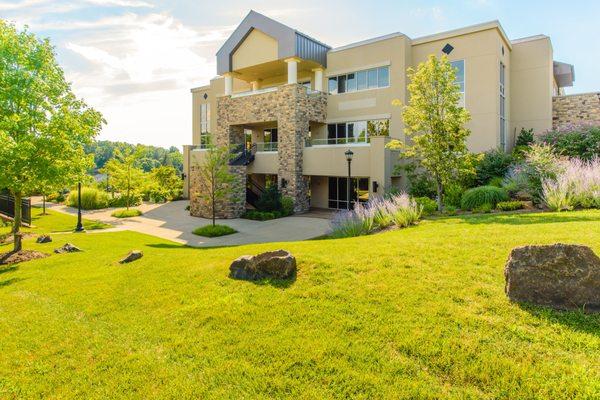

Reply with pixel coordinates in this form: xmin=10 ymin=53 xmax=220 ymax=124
xmin=101 ymin=147 xmax=145 ymax=210
xmin=389 ymin=55 xmax=475 ymax=211
xmin=194 ymin=146 xmax=235 ymax=226
xmin=0 ymin=21 xmax=103 ymax=252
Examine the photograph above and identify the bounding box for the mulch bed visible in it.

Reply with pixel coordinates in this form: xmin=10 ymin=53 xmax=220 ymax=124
xmin=0 ymin=250 xmax=50 ymax=265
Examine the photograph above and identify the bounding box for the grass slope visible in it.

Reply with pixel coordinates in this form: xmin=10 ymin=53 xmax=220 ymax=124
xmin=0 ymin=211 xmax=599 ymax=398
xmin=1 ymin=207 xmax=109 ymax=237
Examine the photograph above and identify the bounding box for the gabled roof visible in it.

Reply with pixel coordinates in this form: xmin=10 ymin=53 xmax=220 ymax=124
xmin=216 ymin=10 xmax=330 ymax=75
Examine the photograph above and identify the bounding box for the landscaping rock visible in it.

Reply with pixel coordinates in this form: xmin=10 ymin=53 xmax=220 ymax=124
xmin=505 ymin=243 xmax=600 ymax=312
xmin=229 ymin=250 xmax=296 ymax=280
xmin=36 ymin=235 xmax=52 ymax=244
xmin=54 ymin=243 xmax=82 ymax=254
xmin=119 ymin=250 xmax=143 ymax=264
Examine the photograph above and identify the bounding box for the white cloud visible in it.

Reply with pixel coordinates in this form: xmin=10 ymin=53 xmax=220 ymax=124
xmin=84 ymin=0 xmax=154 ymax=8
xmin=0 ymin=0 xmax=49 ymax=11
xmin=410 ymin=6 xmax=445 ymax=22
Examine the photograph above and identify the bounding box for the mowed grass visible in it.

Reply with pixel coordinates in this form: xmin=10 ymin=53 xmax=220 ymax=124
xmin=0 ymin=210 xmax=599 ymax=399
xmin=0 ymin=207 xmax=109 ymax=237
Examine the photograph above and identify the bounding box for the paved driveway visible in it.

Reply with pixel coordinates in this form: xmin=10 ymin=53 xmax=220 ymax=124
xmin=37 ymin=200 xmax=331 ymax=247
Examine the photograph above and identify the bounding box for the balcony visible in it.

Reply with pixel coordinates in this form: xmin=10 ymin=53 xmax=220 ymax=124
xmin=305 ymin=137 xmax=371 ymax=147
xmin=255 ymin=141 xmax=278 ymax=152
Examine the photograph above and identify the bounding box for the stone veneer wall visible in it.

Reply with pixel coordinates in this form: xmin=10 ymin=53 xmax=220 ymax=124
xmin=189 ymin=163 xmax=246 ymax=219
xmin=195 ymin=84 xmax=327 ymax=216
xmin=553 ymin=92 xmax=600 ymax=130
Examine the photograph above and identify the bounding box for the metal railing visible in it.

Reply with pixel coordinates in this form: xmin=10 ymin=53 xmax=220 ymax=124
xmin=255 ymin=142 xmax=278 ymax=152
xmin=231 ymin=86 xmax=278 ymax=98
xmin=305 ymin=137 xmax=371 ymax=147
xmin=0 ymin=192 xmax=32 ymax=225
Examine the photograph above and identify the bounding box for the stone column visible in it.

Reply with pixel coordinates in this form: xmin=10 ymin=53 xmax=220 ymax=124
xmin=285 ymin=57 xmax=300 ymax=85
xmin=312 ymin=68 xmax=324 ymax=92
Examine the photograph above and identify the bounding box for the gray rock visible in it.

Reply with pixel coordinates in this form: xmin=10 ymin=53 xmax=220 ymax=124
xmin=230 ymin=250 xmax=296 ymax=280
xmin=36 ymin=235 xmax=52 ymax=244
xmin=119 ymin=250 xmax=143 ymax=264
xmin=505 ymin=243 xmax=600 ymax=312
xmin=54 ymin=243 xmax=82 ymax=254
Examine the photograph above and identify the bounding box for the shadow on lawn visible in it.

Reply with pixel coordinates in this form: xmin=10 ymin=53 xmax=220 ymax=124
xmin=234 ymin=273 xmax=297 ymax=289
xmin=519 ymin=303 xmax=600 ymax=337
xmin=0 ymin=265 xmax=18 ymax=275
xmin=456 ymin=212 xmax=600 ymax=226
xmin=0 ymin=277 xmax=25 ymax=288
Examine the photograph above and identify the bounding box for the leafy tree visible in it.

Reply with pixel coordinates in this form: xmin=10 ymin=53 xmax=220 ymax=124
xmin=0 ymin=21 xmax=103 ymax=251
xmin=101 ymin=147 xmax=145 ymax=210
xmin=389 ymin=55 xmax=476 ymax=211
xmin=142 ymin=165 xmax=183 ymax=202
xmin=193 ymin=146 xmax=235 ymax=226
xmin=85 ymin=140 xmax=183 ymax=173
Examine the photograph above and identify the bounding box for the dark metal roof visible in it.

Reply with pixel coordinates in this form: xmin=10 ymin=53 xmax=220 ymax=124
xmin=553 ymin=61 xmax=575 ymax=88
xmin=216 ymin=10 xmax=330 ymax=75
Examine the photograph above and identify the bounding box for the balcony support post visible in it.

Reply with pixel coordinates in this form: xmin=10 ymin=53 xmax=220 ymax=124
xmin=285 ymin=57 xmax=300 ymax=85
xmin=312 ymin=67 xmax=324 ymax=92
xmin=224 ymin=72 xmax=233 ymax=96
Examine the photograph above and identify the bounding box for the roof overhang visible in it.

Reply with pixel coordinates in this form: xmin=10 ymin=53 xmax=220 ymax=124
xmin=412 ymin=20 xmax=513 ymax=51
xmin=553 ymin=61 xmax=575 ymax=88
xmin=216 ymin=10 xmax=330 ymax=76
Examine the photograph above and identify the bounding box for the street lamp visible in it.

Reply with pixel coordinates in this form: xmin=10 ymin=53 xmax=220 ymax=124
xmin=75 ymin=181 xmax=84 ymax=232
xmin=345 ymin=149 xmax=354 ymax=210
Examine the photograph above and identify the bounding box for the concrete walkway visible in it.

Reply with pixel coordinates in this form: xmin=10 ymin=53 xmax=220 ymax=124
xmin=35 ymin=199 xmax=332 ymax=247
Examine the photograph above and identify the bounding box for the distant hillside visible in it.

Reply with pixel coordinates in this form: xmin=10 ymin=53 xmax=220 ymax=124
xmin=85 ymin=140 xmax=183 ymax=174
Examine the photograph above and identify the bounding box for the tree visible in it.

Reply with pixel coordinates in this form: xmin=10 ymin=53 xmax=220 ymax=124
xmin=101 ymin=147 xmax=145 ymax=210
xmin=142 ymin=165 xmax=183 ymax=202
xmin=194 ymin=146 xmax=235 ymax=226
xmin=0 ymin=21 xmax=103 ymax=252
xmin=389 ymin=55 xmax=475 ymax=211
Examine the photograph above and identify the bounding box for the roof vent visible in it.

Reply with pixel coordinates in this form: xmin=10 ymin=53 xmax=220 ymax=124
xmin=442 ymin=43 xmax=454 ymax=55
xmin=203 ymin=93 xmax=208 ymax=100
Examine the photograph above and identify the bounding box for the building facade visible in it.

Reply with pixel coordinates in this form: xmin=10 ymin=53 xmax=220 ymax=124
xmin=184 ymin=10 xmax=574 ymax=217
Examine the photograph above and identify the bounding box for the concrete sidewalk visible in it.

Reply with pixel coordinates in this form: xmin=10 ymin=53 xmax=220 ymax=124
xmin=35 ymin=199 xmax=331 ymax=247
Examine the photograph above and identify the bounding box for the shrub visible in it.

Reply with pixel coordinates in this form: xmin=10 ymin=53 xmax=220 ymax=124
xmin=443 ymin=183 xmax=464 ymax=208
xmin=472 ymin=203 xmax=493 ymax=213
xmin=404 ymin=164 xmax=437 ymax=198
xmin=444 ymin=205 xmax=458 ymax=216
xmin=67 ymin=187 xmax=110 ymax=210
xmin=109 ymin=193 xmax=142 ymax=208
xmin=256 ymin=185 xmax=282 ymax=212
xmin=488 ymin=176 xmax=504 ymax=187
xmin=461 ymin=186 xmax=509 ymax=210
xmin=414 ymin=197 xmax=437 ymax=215
xmin=281 ymin=196 xmax=294 ymax=216
xmin=242 ymin=210 xmax=281 ymax=221
xmin=516 ymin=128 xmax=535 ymax=147
xmin=540 ymin=125 xmax=600 ymax=160
xmin=111 ymin=209 xmax=143 ymax=218
xmin=496 ymin=201 xmax=525 ymax=211
xmin=193 ymin=224 xmax=237 ymax=237
xmin=330 ymin=203 xmax=375 ymax=238
xmin=542 ymin=158 xmax=600 ymax=211
xmin=474 ymin=149 xmax=514 ymax=186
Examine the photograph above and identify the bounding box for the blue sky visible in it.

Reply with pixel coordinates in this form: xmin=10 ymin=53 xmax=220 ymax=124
xmin=1 ymin=0 xmax=599 ymax=148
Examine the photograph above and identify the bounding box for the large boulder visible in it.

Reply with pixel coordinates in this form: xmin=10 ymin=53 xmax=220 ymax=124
xmin=54 ymin=243 xmax=82 ymax=254
xmin=230 ymin=250 xmax=296 ymax=280
xmin=36 ymin=235 xmax=52 ymax=244
xmin=505 ymin=243 xmax=600 ymax=311
xmin=119 ymin=250 xmax=143 ymax=264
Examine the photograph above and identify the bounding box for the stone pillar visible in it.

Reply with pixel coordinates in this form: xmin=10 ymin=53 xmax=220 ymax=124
xmin=224 ymin=73 xmax=233 ymax=96
xmin=285 ymin=57 xmax=300 ymax=85
xmin=313 ymin=68 xmax=324 ymax=92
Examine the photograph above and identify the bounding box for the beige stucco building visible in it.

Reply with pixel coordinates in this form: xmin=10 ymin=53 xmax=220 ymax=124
xmin=184 ymin=10 xmax=574 ymax=217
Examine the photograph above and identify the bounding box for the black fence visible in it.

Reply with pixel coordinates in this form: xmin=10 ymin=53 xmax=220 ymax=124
xmin=0 ymin=193 xmax=32 ymax=225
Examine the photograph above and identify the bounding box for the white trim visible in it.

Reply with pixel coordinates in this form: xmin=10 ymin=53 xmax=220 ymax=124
xmin=412 ymin=20 xmax=512 ymax=51
xmin=306 ymin=143 xmax=370 ymax=148
xmin=230 ymin=86 xmax=278 ymax=98
xmin=511 ymin=34 xmax=548 ymax=44
xmin=329 ymin=33 xmax=406 ymax=53
xmin=190 ymin=85 xmax=211 ymax=93
xmin=326 ymin=113 xmax=391 ymax=124
xmin=326 ymin=61 xmax=391 ymax=77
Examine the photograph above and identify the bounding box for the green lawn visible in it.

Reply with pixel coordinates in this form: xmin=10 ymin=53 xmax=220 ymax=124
xmin=1 ymin=207 xmax=109 ymax=238
xmin=0 ymin=210 xmax=599 ymax=399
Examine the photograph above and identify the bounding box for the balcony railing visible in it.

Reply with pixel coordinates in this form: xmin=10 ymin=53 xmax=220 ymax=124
xmin=231 ymin=87 xmax=278 ymax=98
xmin=305 ymin=137 xmax=371 ymax=147
xmin=255 ymin=142 xmax=278 ymax=152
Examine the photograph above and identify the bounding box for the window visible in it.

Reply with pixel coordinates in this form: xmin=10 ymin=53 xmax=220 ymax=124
xmin=200 ymin=103 xmax=211 ymax=147
xmin=329 ymin=66 xmax=389 ymax=94
xmin=299 ymin=81 xmax=311 ymax=90
xmin=500 ymin=62 xmax=506 ymax=150
xmin=325 ymin=119 xmax=388 ymax=144
xmin=450 ymin=60 xmax=465 ymax=106
xmin=328 ymin=76 xmax=338 ymax=94
xmin=328 ymin=177 xmax=369 ymax=209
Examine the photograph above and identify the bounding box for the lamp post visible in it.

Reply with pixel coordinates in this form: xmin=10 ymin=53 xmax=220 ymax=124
xmin=75 ymin=181 xmax=84 ymax=232
xmin=345 ymin=149 xmax=354 ymax=210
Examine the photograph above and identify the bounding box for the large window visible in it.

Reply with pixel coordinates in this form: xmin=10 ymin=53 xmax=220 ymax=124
xmin=200 ymin=103 xmax=211 ymax=147
xmin=328 ymin=177 xmax=369 ymax=209
xmin=328 ymin=66 xmax=389 ymax=94
xmin=450 ymin=60 xmax=465 ymax=107
xmin=500 ymin=62 xmax=506 ymax=150
xmin=326 ymin=119 xmax=388 ymax=145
